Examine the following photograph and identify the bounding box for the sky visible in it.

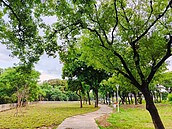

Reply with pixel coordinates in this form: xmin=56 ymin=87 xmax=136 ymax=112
xmin=0 ymin=15 xmax=63 ymax=82
xmin=0 ymin=43 xmax=63 ymax=82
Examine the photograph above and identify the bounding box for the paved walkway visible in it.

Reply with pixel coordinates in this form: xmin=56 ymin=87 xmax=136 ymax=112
xmin=57 ymin=104 xmax=112 ymax=129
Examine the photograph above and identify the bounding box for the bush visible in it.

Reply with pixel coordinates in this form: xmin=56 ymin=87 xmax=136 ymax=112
xmin=167 ymin=94 xmax=172 ymax=101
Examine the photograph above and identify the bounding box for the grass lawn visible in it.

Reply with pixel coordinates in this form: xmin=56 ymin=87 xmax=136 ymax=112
xmin=0 ymin=102 xmax=99 ymax=128
xmin=98 ymin=103 xmax=172 ymax=129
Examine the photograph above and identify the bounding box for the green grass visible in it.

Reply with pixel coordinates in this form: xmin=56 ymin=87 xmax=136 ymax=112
xmin=99 ymin=103 xmax=172 ymax=129
xmin=0 ymin=102 xmax=99 ymax=128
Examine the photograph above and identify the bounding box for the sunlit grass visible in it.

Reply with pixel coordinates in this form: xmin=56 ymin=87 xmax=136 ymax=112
xmin=0 ymin=102 xmax=99 ymax=128
xmin=99 ymin=103 xmax=172 ymax=129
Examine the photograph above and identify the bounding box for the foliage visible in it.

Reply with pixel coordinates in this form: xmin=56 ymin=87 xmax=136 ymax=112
xmin=0 ymin=0 xmax=44 ymax=65
xmin=61 ymin=45 xmax=110 ymax=107
xmin=160 ymin=71 xmax=172 ymax=89
xmin=66 ymin=91 xmax=79 ymax=101
xmin=39 ymin=81 xmax=79 ymax=101
xmin=0 ymin=102 xmax=99 ymax=128
xmin=46 ymin=79 xmax=67 ymax=87
xmin=167 ymin=94 xmax=172 ymax=101
xmin=0 ymin=66 xmax=40 ymax=104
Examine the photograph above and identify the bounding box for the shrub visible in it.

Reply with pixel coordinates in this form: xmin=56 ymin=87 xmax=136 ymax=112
xmin=167 ymin=94 xmax=172 ymax=101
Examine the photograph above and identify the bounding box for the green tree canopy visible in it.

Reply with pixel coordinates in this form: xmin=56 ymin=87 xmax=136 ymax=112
xmin=0 ymin=65 xmax=40 ymax=104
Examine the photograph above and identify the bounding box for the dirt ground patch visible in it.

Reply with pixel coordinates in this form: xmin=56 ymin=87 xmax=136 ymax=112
xmin=96 ymin=114 xmax=112 ymax=127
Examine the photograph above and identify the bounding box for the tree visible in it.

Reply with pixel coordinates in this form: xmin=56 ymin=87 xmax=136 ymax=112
xmin=39 ymin=1 xmax=171 ymax=128
xmin=61 ymin=45 xmax=109 ymax=107
xmin=68 ymin=79 xmax=85 ymax=108
xmin=0 ymin=65 xmax=40 ymax=115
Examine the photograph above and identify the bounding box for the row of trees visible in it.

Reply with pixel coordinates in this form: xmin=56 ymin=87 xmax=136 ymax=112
xmin=0 ymin=67 xmax=83 ymax=105
xmin=0 ymin=0 xmax=171 ymax=128
xmin=39 ymin=80 xmax=79 ymax=101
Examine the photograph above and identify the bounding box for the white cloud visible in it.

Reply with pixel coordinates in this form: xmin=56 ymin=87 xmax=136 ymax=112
xmin=35 ymin=53 xmax=63 ymax=81
xmin=166 ymin=57 xmax=172 ymax=71
xmin=0 ymin=44 xmax=63 ymax=82
xmin=0 ymin=44 xmax=19 ymax=68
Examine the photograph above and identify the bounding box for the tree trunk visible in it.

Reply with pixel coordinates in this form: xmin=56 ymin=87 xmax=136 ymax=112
xmin=142 ymin=88 xmax=165 ymax=129
xmin=76 ymin=91 xmax=82 ymax=108
xmin=87 ymin=91 xmax=91 ymax=105
xmin=152 ymin=91 xmax=157 ymax=103
xmin=138 ymin=92 xmax=142 ymax=104
xmin=80 ymin=96 xmax=82 ymax=108
xmin=94 ymin=89 xmax=99 ymax=107
xmin=106 ymin=93 xmax=108 ymax=104
xmin=133 ymin=92 xmax=138 ymax=105
xmin=108 ymin=93 xmax=111 ymax=105
xmin=127 ymin=95 xmax=130 ymax=104
xmin=130 ymin=94 xmax=133 ymax=104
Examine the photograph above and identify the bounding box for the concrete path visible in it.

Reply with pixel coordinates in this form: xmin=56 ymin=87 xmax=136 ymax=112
xmin=57 ymin=104 xmax=112 ymax=129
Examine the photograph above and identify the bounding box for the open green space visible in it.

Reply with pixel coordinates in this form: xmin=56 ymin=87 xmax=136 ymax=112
xmin=99 ymin=103 xmax=172 ymax=129
xmin=0 ymin=102 xmax=99 ymax=128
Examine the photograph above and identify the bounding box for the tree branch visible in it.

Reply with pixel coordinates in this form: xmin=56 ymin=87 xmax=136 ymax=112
xmin=93 ymin=4 xmax=110 ymax=45
xmin=147 ymin=35 xmax=172 ymax=84
xmin=114 ymin=67 xmax=142 ymax=90
xmin=143 ymin=0 xmax=153 ymax=26
xmin=131 ymin=42 xmax=145 ymax=83
xmin=120 ymin=0 xmax=130 ymax=25
xmin=132 ymin=0 xmax=172 ymax=44
xmin=86 ymin=27 xmax=108 ymax=49
xmin=1 ymin=0 xmax=23 ymax=33
xmin=50 ymin=20 xmax=81 ymax=39
xmin=111 ymin=0 xmax=118 ymax=45
xmin=113 ymin=50 xmax=140 ymax=87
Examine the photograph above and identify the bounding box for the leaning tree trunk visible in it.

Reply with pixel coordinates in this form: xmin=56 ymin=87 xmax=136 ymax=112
xmin=142 ymin=88 xmax=165 ymax=129
xmin=76 ymin=91 xmax=82 ymax=108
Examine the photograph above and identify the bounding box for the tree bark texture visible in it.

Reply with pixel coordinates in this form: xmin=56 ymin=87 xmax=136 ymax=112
xmin=142 ymin=88 xmax=165 ymax=129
